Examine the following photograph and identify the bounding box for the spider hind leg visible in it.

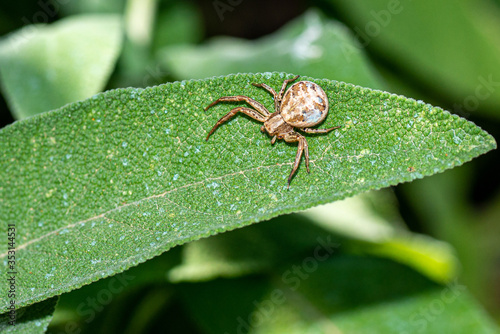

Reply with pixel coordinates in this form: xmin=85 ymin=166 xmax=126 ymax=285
xmin=206 ymin=107 xmax=266 ymax=140
xmin=282 ymin=131 xmax=309 ymax=189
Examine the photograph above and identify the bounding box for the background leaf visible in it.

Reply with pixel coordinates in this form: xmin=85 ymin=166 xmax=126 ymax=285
xmin=159 ymin=10 xmax=383 ymax=89
xmin=0 ymin=297 xmax=57 ymax=334
xmin=0 ymin=72 xmax=495 ymax=313
xmin=178 ymin=256 xmax=498 ymax=334
xmin=0 ymin=14 xmax=123 ymax=119
xmin=328 ymin=0 xmax=500 ymax=118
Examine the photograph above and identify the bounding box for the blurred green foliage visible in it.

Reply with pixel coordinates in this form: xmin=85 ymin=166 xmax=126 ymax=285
xmin=0 ymin=0 xmax=499 ymax=333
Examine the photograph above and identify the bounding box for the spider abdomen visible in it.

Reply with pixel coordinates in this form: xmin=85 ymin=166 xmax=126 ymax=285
xmin=280 ymin=81 xmax=329 ymax=128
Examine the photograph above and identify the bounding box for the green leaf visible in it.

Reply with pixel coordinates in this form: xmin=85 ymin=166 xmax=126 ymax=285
xmin=178 ymin=256 xmax=499 ymax=333
xmin=168 ymin=191 xmax=459 ymax=284
xmin=0 ymin=72 xmax=496 ymax=313
xmin=0 ymin=297 xmax=58 ymax=334
xmin=0 ymin=14 xmax=123 ymax=119
xmin=330 ymin=0 xmax=500 ymax=118
xmin=301 ymin=192 xmax=459 ymax=284
xmin=152 ymin=1 xmax=203 ymax=50
xmin=159 ymin=9 xmax=383 ymax=89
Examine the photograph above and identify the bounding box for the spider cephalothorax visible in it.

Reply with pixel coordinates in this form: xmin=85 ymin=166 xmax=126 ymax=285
xmin=205 ymin=75 xmax=340 ymax=188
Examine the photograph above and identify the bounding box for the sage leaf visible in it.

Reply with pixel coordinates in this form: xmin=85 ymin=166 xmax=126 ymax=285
xmin=0 ymin=72 xmax=495 ymax=312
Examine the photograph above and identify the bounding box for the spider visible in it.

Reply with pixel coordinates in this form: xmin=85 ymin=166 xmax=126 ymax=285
xmin=205 ymin=75 xmax=341 ymax=189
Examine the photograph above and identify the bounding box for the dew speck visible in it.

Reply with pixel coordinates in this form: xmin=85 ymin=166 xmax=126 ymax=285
xmin=119 ymin=235 xmax=125 ymax=241
xmin=91 ymin=259 xmax=101 ymax=264
xmin=90 ymin=240 xmax=96 ymax=246
xmin=66 ymin=154 xmax=72 ymax=159
xmin=122 ymin=142 xmax=128 ymax=148
xmin=150 ymin=109 xmax=156 ymax=114
xmin=38 ymin=222 xmax=44 ymax=227
xmin=184 ymin=151 xmax=189 ymax=157
xmin=109 ymin=224 xmax=113 ymax=228
xmin=45 ymin=273 xmax=54 ymax=279
xmin=35 ymin=321 xmax=41 ymax=327
xmin=49 ymin=156 xmax=54 ymax=161
xmin=165 ymin=128 xmax=171 ymax=134
xmin=65 ymin=240 xmax=69 ymax=245
xmin=122 ymin=158 xmax=128 ymax=166
xmin=31 ymin=288 xmax=35 ymax=292
xmin=207 ymin=181 xmax=219 ymax=188
xmin=157 ymin=170 xmax=162 ymax=176
xmin=173 ymin=174 xmax=179 ymax=181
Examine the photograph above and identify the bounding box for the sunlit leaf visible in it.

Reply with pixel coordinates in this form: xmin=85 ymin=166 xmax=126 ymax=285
xmin=0 ymin=72 xmax=495 ymax=313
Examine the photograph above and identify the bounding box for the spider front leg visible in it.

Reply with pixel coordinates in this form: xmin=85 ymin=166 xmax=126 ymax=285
xmin=277 ymin=75 xmax=300 ymax=101
xmin=205 ymin=107 xmax=266 ymax=140
xmin=252 ymin=75 xmax=300 ymax=111
xmin=252 ymin=83 xmax=279 ymax=111
xmin=283 ymin=131 xmax=309 ymax=189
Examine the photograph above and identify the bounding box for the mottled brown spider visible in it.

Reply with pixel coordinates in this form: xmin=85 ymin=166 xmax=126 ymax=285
xmin=205 ymin=75 xmax=340 ymax=189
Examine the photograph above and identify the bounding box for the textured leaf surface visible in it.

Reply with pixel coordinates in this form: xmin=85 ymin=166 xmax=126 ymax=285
xmin=0 ymin=14 xmax=123 ymax=119
xmin=0 ymin=297 xmax=57 ymax=333
xmin=0 ymin=72 xmax=496 ymax=312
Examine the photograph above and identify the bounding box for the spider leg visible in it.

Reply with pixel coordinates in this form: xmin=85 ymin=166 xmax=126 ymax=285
xmin=205 ymin=95 xmax=271 ymax=116
xmin=206 ymin=107 xmax=266 ymax=141
xmin=299 ymin=125 xmax=341 ymax=134
xmin=252 ymin=83 xmax=279 ymax=111
xmin=283 ymin=131 xmax=309 ymax=189
xmin=277 ymin=75 xmax=300 ymax=101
